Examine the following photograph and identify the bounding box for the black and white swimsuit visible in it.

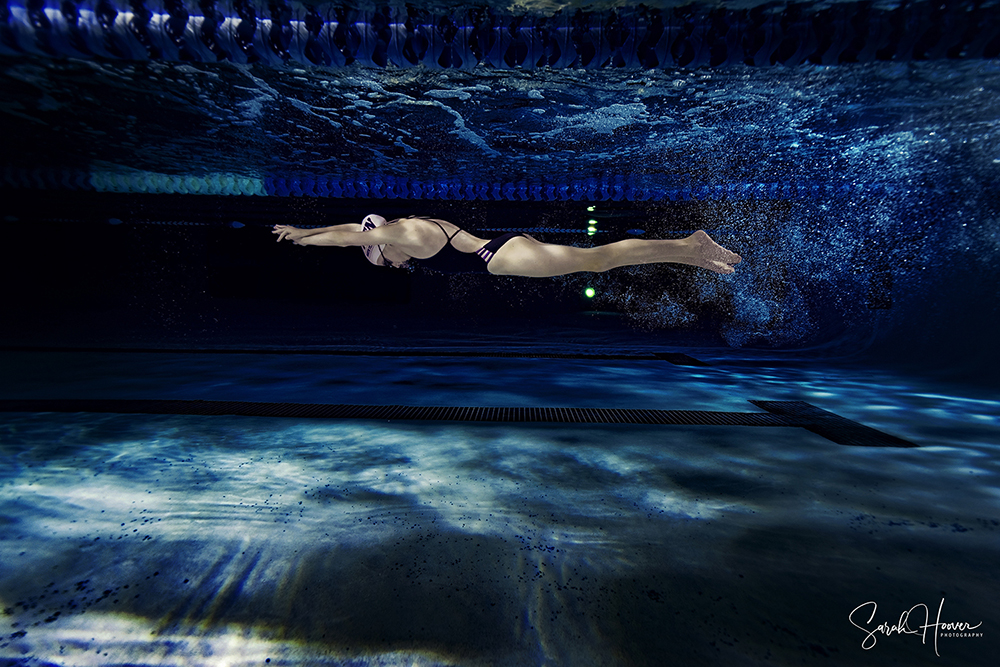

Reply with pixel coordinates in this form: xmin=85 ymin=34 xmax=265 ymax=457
xmin=409 ymin=218 xmax=525 ymax=274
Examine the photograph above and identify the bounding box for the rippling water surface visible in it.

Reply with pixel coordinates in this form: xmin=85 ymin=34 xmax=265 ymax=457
xmin=6 ymin=57 xmax=1000 ymax=188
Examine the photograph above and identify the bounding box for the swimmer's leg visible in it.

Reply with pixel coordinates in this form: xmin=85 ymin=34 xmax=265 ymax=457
xmin=488 ymin=230 xmax=742 ymax=277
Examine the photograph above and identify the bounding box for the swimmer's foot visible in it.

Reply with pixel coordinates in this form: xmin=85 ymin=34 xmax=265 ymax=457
xmin=684 ymin=230 xmax=742 ymax=275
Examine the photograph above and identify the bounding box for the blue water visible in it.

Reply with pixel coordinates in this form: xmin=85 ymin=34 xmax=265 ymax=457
xmin=3 ymin=0 xmax=1000 ymax=664
xmin=6 ymin=54 xmax=1000 ymax=190
xmin=3 ymin=52 xmax=999 ymax=352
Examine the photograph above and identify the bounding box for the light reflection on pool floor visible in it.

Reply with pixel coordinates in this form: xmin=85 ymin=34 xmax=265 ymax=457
xmin=0 ymin=352 xmax=997 ymax=666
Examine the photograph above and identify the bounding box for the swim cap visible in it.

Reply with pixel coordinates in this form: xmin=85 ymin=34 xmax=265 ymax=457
xmin=361 ymin=214 xmax=387 ymax=265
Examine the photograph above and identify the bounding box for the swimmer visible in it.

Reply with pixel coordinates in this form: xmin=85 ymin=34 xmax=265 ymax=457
xmin=272 ymin=215 xmax=741 ymax=277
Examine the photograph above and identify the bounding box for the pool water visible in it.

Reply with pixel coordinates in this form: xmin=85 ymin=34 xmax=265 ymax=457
xmin=3 ymin=0 xmax=1000 ymax=665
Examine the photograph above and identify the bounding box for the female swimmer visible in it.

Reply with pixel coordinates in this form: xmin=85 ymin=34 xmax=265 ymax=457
xmin=273 ymin=215 xmax=741 ymax=277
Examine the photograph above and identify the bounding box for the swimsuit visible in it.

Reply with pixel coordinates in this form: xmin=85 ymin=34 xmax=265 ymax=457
xmin=415 ymin=219 xmax=524 ymax=274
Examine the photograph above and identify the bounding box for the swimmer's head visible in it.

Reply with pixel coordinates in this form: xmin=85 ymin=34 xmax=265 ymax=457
xmin=361 ymin=214 xmax=387 ymax=265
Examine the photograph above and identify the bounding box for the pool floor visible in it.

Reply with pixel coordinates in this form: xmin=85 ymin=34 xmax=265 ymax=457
xmin=0 ymin=351 xmax=997 ymax=666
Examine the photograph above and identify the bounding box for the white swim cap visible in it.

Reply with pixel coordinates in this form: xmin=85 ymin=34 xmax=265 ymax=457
xmin=361 ymin=214 xmax=387 ymax=265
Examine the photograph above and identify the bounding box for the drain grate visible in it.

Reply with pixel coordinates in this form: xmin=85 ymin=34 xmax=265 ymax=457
xmin=0 ymin=399 xmax=914 ymax=447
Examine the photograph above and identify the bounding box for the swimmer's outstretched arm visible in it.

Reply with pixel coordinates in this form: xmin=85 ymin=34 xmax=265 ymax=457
xmin=272 ymin=223 xmax=362 ymax=243
xmin=274 ymin=222 xmax=422 ymax=253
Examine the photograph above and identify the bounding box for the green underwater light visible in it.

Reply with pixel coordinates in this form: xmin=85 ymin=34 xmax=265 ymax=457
xmin=585 ymin=287 xmax=596 ymax=298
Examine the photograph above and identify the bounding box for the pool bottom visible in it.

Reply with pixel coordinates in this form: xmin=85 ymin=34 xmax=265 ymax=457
xmin=0 ymin=352 xmax=997 ymax=665
xmin=1 ymin=418 xmax=996 ymax=665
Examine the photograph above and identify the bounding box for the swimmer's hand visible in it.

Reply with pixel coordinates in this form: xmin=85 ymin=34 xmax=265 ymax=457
xmin=273 ymin=225 xmax=309 ymax=245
